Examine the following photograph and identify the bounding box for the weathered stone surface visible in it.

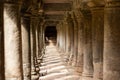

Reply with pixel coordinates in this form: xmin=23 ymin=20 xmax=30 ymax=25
xmin=71 ymin=12 xmax=78 ymax=67
xmin=30 ymin=18 xmax=36 ymax=73
xmin=21 ymin=17 xmax=31 ymax=80
xmin=67 ymin=15 xmax=74 ymax=65
xmin=104 ymin=1 xmax=120 ymax=80
xmin=4 ymin=3 xmax=23 ymax=80
xmin=82 ymin=12 xmax=93 ymax=80
xmin=30 ymin=18 xmax=40 ymax=80
xmin=62 ymin=12 xmax=71 ymax=56
xmin=74 ymin=9 xmax=84 ymax=74
xmin=91 ymin=7 xmax=104 ymax=80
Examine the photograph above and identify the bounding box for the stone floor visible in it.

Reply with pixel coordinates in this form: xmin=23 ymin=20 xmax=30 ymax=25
xmin=39 ymin=45 xmax=80 ymax=80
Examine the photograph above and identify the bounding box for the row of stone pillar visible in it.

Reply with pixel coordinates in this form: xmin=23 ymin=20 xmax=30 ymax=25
xmin=57 ymin=0 xmax=120 ymax=80
xmin=0 ymin=1 xmax=45 ymax=80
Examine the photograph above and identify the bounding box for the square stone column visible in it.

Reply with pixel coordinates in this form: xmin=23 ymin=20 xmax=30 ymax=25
xmin=87 ymin=1 xmax=104 ymax=80
xmin=4 ymin=1 xmax=23 ymax=80
xmin=74 ymin=9 xmax=84 ymax=74
xmin=21 ymin=17 xmax=31 ymax=80
xmin=30 ymin=17 xmax=39 ymax=80
xmin=104 ymin=1 xmax=120 ymax=80
xmin=82 ymin=11 xmax=93 ymax=80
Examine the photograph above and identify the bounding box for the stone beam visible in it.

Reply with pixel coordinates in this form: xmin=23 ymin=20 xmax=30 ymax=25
xmin=44 ymin=3 xmax=71 ymax=11
xmin=44 ymin=11 xmax=65 ymax=15
xmin=43 ymin=0 xmax=70 ymax=3
xmin=44 ymin=15 xmax=64 ymax=20
xmin=45 ymin=21 xmax=59 ymax=26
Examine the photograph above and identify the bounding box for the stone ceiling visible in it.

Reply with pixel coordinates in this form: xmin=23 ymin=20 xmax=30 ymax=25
xmin=21 ymin=0 xmax=72 ymax=26
xmin=43 ymin=0 xmax=72 ymax=26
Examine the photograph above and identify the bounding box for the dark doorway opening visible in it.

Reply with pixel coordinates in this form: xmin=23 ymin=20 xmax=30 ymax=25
xmin=45 ymin=26 xmax=57 ymax=46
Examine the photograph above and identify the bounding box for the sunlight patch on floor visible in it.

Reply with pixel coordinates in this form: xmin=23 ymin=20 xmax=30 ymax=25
xmin=39 ymin=45 xmax=80 ymax=80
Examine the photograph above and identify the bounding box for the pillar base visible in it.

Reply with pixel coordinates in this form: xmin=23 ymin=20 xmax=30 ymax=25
xmin=75 ymin=67 xmax=83 ymax=75
xmin=93 ymin=62 xmax=103 ymax=80
xmin=31 ymin=74 xmax=39 ymax=80
xmin=81 ymin=76 xmax=93 ymax=80
xmin=81 ymin=72 xmax=93 ymax=80
xmin=37 ymin=58 xmax=42 ymax=64
xmin=6 ymin=77 xmax=22 ymax=80
xmin=35 ymin=67 xmax=40 ymax=73
xmin=71 ymin=60 xmax=77 ymax=67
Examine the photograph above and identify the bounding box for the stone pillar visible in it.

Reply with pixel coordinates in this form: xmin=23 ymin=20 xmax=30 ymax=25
xmin=61 ymin=22 xmax=66 ymax=52
xmin=56 ymin=26 xmax=60 ymax=48
xmin=0 ymin=0 xmax=5 ymax=80
xmin=39 ymin=25 xmax=43 ymax=56
xmin=4 ymin=1 xmax=23 ymax=80
xmin=82 ymin=12 xmax=93 ymax=80
xmin=58 ymin=24 xmax=61 ymax=51
xmin=88 ymin=1 xmax=104 ymax=80
xmin=68 ymin=14 xmax=74 ymax=65
xmin=35 ymin=20 xmax=40 ymax=58
xmin=37 ymin=22 xmax=43 ymax=63
xmin=64 ymin=18 xmax=69 ymax=54
xmin=66 ymin=14 xmax=74 ymax=63
xmin=67 ymin=15 xmax=72 ymax=54
xmin=104 ymin=1 xmax=120 ymax=80
xmin=21 ymin=17 xmax=31 ymax=80
xmin=75 ymin=9 xmax=84 ymax=74
xmin=64 ymin=21 xmax=68 ymax=53
xmin=59 ymin=23 xmax=64 ymax=52
xmin=62 ymin=22 xmax=66 ymax=52
xmin=71 ymin=11 xmax=78 ymax=67
xmin=30 ymin=18 xmax=39 ymax=80
xmin=64 ymin=14 xmax=68 ymax=53
xmin=35 ymin=19 xmax=40 ymax=73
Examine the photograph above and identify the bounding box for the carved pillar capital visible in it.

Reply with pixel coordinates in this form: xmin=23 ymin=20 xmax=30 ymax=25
xmin=87 ymin=0 xmax=105 ymax=8
xmin=105 ymin=0 xmax=120 ymax=7
xmin=4 ymin=0 xmax=23 ymax=5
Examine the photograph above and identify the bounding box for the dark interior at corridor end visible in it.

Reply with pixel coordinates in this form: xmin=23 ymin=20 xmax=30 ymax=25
xmin=45 ymin=26 xmax=57 ymax=46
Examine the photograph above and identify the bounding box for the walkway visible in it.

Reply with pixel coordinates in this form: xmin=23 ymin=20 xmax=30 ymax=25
xmin=39 ymin=45 xmax=80 ymax=80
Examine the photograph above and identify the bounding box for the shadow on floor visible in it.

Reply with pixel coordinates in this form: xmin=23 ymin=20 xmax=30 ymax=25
xmin=39 ymin=45 xmax=80 ymax=80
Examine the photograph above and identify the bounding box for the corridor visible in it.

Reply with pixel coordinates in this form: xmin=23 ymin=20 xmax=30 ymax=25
xmin=1 ymin=0 xmax=120 ymax=80
xmin=39 ymin=44 xmax=80 ymax=80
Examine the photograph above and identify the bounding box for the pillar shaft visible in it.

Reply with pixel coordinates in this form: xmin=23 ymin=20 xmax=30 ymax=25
xmin=65 ymin=22 xmax=68 ymax=53
xmin=82 ymin=12 xmax=93 ymax=79
xmin=59 ymin=23 xmax=64 ymax=51
xmin=0 ymin=0 xmax=5 ymax=79
xmin=91 ymin=8 xmax=104 ymax=80
xmin=56 ymin=26 xmax=60 ymax=48
xmin=65 ymin=19 xmax=71 ymax=54
xmin=104 ymin=1 xmax=120 ymax=80
xmin=35 ymin=20 xmax=40 ymax=59
xmin=63 ymin=22 xmax=66 ymax=52
xmin=61 ymin=22 xmax=66 ymax=52
xmin=4 ymin=2 xmax=23 ymax=80
xmin=68 ymin=16 xmax=74 ymax=65
xmin=72 ymin=12 xmax=78 ymax=66
xmin=21 ymin=17 xmax=31 ymax=80
xmin=30 ymin=18 xmax=39 ymax=80
xmin=39 ymin=26 xmax=43 ymax=55
xmin=34 ymin=18 xmax=40 ymax=73
xmin=30 ymin=18 xmax=36 ymax=75
xmin=75 ymin=10 xmax=84 ymax=74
